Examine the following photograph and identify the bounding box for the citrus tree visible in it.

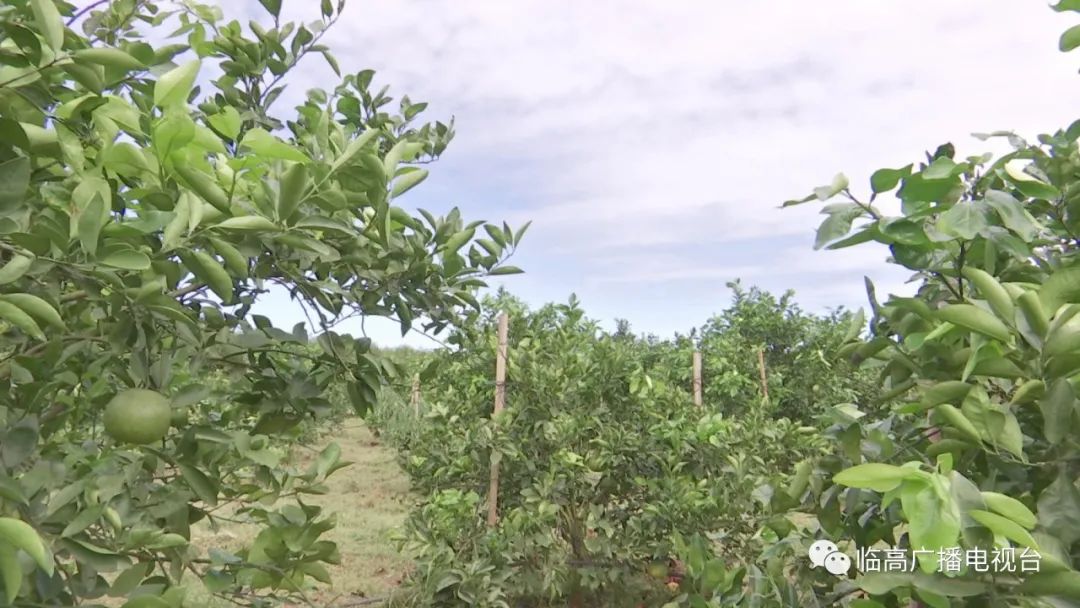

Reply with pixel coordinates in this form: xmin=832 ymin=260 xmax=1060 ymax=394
xmin=648 ymin=281 xmax=879 ymax=423
xmin=0 ymin=0 xmax=524 ymax=605
xmin=760 ymin=6 xmax=1080 ymax=605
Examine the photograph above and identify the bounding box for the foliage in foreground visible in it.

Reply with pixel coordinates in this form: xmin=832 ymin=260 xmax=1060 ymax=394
xmin=757 ymin=9 xmax=1080 ymax=606
xmin=0 ymin=0 xmax=523 ymax=605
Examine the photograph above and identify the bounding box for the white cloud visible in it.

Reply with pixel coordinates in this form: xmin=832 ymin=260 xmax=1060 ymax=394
xmin=287 ymin=0 xmax=1080 ymax=248
xmin=234 ymin=0 xmax=1080 ymax=339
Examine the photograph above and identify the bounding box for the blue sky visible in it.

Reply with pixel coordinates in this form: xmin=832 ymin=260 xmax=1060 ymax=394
xmin=229 ymin=0 xmax=1080 ymax=347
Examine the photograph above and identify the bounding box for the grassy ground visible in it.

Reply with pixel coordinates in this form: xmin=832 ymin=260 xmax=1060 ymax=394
xmin=188 ymin=420 xmax=414 ymax=606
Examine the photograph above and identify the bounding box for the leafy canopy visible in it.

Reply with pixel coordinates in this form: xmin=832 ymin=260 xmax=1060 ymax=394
xmin=0 ymin=0 xmax=523 ymax=605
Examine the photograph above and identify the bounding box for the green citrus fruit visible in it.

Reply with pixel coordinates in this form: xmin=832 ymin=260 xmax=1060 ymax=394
xmin=647 ymin=562 xmax=669 ymax=580
xmin=170 ymin=407 xmax=189 ymax=428
xmin=103 ymin=389 xmax=171 ymax=444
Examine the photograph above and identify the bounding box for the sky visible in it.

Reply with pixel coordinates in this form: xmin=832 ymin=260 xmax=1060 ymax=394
xmin=225 ymin=0 xmax=1080 ymax=347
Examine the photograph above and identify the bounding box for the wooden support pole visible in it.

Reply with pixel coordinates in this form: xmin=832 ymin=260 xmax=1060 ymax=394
xmin=692 ymin=350 xmax=703 ymax=407
xmin=757 ymin=348 xmax=769 ymax=404
xmin=411 ymin=373 xmax=420 ymax=417
xmin=487 ymin=312 xmax=509 ymax=527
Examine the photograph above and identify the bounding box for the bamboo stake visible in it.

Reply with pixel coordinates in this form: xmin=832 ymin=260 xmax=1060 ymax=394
xmin=692 ymin=350 xmax=703 ymax=407
xmin=487 ymin=312 xmax=509 ymax=527
xmin=411 ymin=373 xmax=420 ymax=418
xmin=757 ymin=348 xmax=769 ymax=404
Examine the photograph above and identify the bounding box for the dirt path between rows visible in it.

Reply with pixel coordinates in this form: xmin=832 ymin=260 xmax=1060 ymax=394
xmin=191 ymin=420 xmax=415 ymax=606
xmin=299 ymin=421 xmax=414 ymax=603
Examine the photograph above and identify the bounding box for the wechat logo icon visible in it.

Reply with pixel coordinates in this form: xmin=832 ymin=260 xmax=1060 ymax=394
xmin=808 ymin=540 xmax=851 ymax=576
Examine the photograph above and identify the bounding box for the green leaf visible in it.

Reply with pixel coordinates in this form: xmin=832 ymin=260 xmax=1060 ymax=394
xmin=1039 ymin=378 xmax=1075 ymax=445
xmin=476 ymin=238 xmax=501 ymax=257
xmin=316 ymin=442 xmax=341 ymax=478
xmin=109 ymin=562 xmax=151 ymax=597
xmin=1053 ymin=0 xmax=1080 ymax=10
xmin=61 ymin=504 xmax=102 ymax=538
xmin=382 ymin=142 xmax=407 ymax=181
xmin=909 ymin=571 xmax=988 ymax=598
xmin=814 ymin=173 xmax=849 ymax=200
xmin=0 ymin=255 xmax=32 ymax=285
xmin=1016 ymin=570 xmax=1080 ymax=599
xmin=983 ymin=190 xmax=1041 ymax=241
xmin=936 ymin=304 xmax=1011 ymax=343
xmin=103 ymin=143 xmax=150 ymax=178
xmin=484 ymin=224 xmax=507 ymax=247
xmin=1 ymin=427 xmax=35 ymax=469
xmin=513 ymin=220 xmax=532 ymax=246
xmin=212 ymin=216 xmax=280 ymax=232
xmin=171 ymin=384 xmax=210 ymax=408
xmin=331 ymin=129 xmax=379 ymax=174
xmin=30 ymin=0 xmax=65 ymax=51
xmin=1036 ymin=471 xmax=1080 ymax=545
xmin=78 ymin=193 xmax=107 ymax=256
xmin=258 ymin=0 xmax=282 ymax=17
xmin=59 ymin=538 xmax=125 ymax=572
xmin=74 ymin=47 xmax=144 ymax=70
xmin=833 ymin=463 xmax=921 ymax=493
xmin=923 ymin=157 xmax=960 ymax=180
xmin=898 ymin=171 xmax=959 ymax=204
xmin=63 ymin=62 xmax=104 ymax=93
xmin=208 ymin=238 xmax=247 ymax=277
xmin=0 ymin=301 xmax=44 ymax=340
xmin=101 ymin=250 xmax=151 ymax=271
xmin=295 ymin=216 xmax=356 ymax=235
xmin=936 ymin=202 xmax=989 ymax=240
xmin=240 ymin=128 xmax=310 ymax=163
xmin=178 ymin=464 xmax=219 ymax=507
xmin=968 ymin=510 xmax=1038 ymax=548
xmin=277 ymin=162 xmax=310 ymax=222
xmin=0 ymin=476 xmax=26 ymax=506
xmin=870 ymin=165 xmax=911 ymax=194
xmin=391 ymin=168 xmax=428 ymax=198
xmin=814 ymin=205 xmax=863 ymax=250
xmin=0 ymin=157 xmax=30 ymax=210
xmin=186 ymin=251 xmax=233 ymax=303
xmin=1062 ymin=24 xmax=1080 ymax=51
xmin=154 ymin=60 xmax=201 ymax=109
xmin=206 ymin=106 xmax=242 ymax=140
xmin=781 ymin=193 xmax=815 ymax=207
xmin=174 ymin=166 xmax=230 ymax=213
xmin=980 ymin=492 xmax=1037 ymax=530
xmin=321 ymin=49 xmax=341 ymax=76
xmin=1013 ymin=178 xmax=1061 ymax=201
xmin=443 ymin=228 xmax=475 ymax=256
xmin=146 ymin=533 xmax=188 ymax=550
xmin=0 ymin=517 xmax=53 ymax=576
xmin=0 ymin=543 xmax=20 ymax=604
xmin=901 ymin=478 xmax=961 ymax=573
xmin=0 ymin=294 xmax=64 ymax=329
xmin=153 ymin=114 xmax=196 ymax=161
xmin=275 ymin=233 xmax=340 ymax=261
xmin=992 ymin=409 xmax=1024 ymax=457
xmin=488 ymin=266 xmax=523 ymax=276
xmin=878 ymin=218 xmax=927 ymax=246
xmin=162 ymin=194 xmax=190 ymax=251
xmin=45 ymin=482 xmax=85 ymax=518
xmin=300 ymin=561 xmax=332 ymax=584
xmin=856 ymin=572 xmax=913 ymax=595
